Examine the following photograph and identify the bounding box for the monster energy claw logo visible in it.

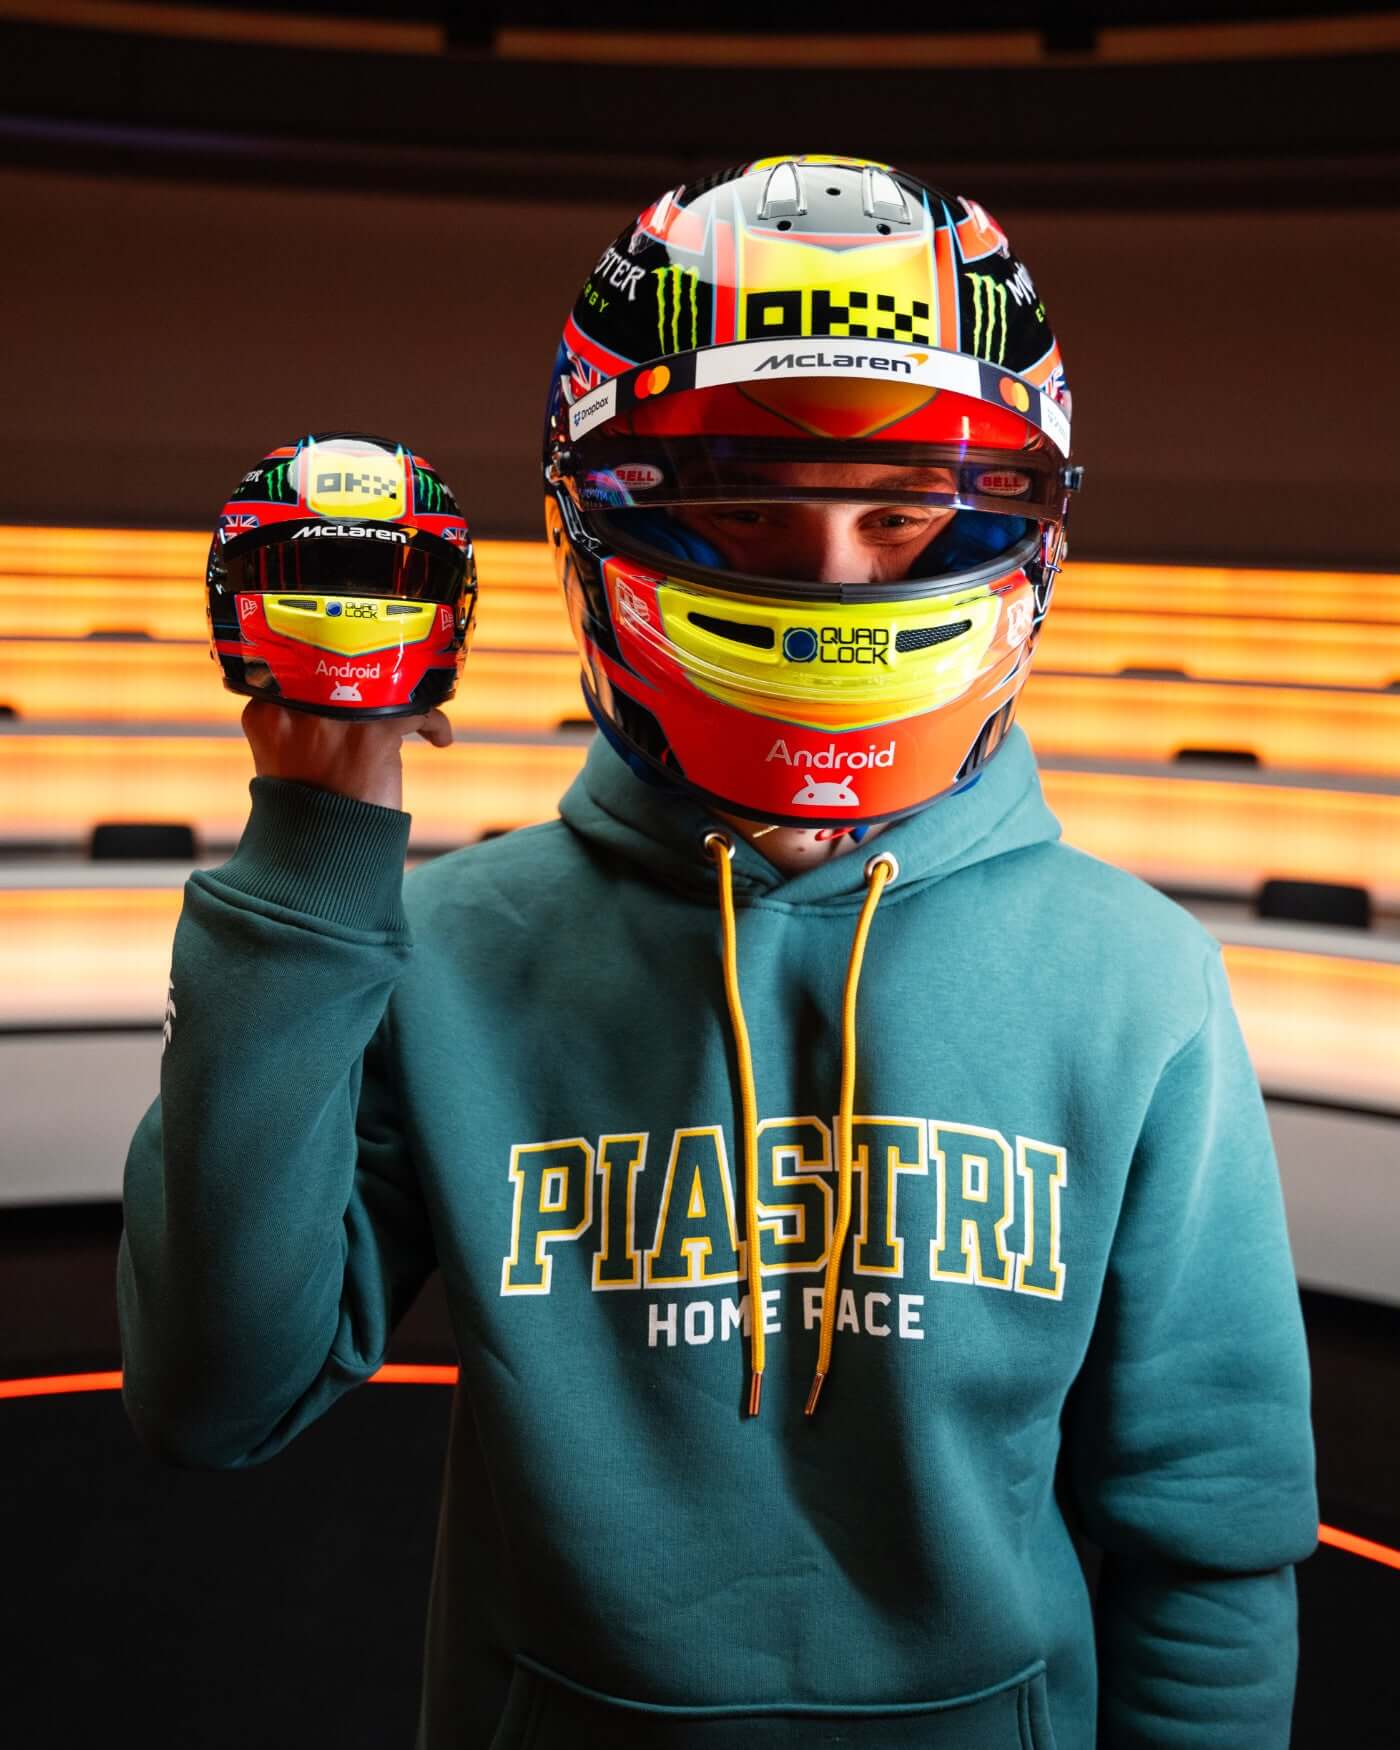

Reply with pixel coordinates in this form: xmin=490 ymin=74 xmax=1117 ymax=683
xmin=968 ymin=273 xmax=1009 ymax=365
xmin=262 ymin=459 xmax=295 ymax=502
xmin=653 ymin=265 xmax=700 ymax=353
xmin=414 ymin=468 xmax=449 ymax=512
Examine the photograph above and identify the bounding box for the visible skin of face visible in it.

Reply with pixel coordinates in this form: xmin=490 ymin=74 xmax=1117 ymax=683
xmin=673 ymin=463 xmax=957 ymax=589
xmin=681 ymin=464 xmax=956 ymax=874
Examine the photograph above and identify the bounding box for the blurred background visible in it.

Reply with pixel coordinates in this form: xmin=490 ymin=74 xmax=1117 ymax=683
xmin=0 ymin=3 xmax=1396 ymax=1745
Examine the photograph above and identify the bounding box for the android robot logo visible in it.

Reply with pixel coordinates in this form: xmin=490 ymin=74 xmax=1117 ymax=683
xmin=792 ymin=775 xmax=860 ymax=808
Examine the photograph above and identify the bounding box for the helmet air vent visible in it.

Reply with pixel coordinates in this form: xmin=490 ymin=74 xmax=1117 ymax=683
xmin=757 ymin=160 xmax=807 ymax=220
xmin=688 ymin=612 xmax=776 ymax=650
xmin=895 ymin=620 xmax=972 ymax=653
xmin=862 ymin=167 xmax=911 ymax=226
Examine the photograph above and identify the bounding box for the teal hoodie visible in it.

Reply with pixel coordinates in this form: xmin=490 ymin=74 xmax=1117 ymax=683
xmin=118 ymin=727 xmax=1316 ymax=1749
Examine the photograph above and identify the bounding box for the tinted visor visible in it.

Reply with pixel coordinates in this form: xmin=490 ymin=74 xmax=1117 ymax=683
xmin=216 ymin=527 xmax=467 ymax=605
xmin=565 ymin=438 xmax=1063 ymax=522
xmin=561 ymin=436 xmax=1059 ymax=595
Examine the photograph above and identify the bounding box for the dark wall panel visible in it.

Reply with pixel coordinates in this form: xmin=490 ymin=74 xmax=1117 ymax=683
xmin=2 ymin=168 xmax=1394 ymax=566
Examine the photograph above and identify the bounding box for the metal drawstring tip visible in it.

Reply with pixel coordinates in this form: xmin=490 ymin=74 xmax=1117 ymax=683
xmin=747 ymin=1372 xmax=763 ymax=1418
xmin=804 ymin=1372 xmax=827 ymax=1417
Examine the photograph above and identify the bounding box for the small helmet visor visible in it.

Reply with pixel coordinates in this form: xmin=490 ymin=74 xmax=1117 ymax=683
xmin=214 ymin=526 xmax=468 ymax=606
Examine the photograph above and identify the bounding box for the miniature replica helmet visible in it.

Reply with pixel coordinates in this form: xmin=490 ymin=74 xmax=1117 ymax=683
xmin=206 ymin=432 xmax=477 ymax=718
xmin=543 ymin=155 xmax=1082 ymax=825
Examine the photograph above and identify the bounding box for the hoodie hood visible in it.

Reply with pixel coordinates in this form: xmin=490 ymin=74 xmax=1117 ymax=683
xmin=558 ymin=725 xmax=1062 ymax=907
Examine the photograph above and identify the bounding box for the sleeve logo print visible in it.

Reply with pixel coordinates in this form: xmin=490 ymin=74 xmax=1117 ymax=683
xmin=162 ymin=977 xmax=176 ymax=1054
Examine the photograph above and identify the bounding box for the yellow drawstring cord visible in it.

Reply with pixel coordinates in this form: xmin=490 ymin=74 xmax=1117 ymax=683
xmin=806 ymin=851 xmax=897 ymax=1417
xmin=706 ymin=833 xmax=898 ymax=1419
xmin=705 ymin=831 xmax=766 ymax=1416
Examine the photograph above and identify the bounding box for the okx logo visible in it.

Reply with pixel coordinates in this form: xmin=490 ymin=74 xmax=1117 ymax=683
xmin=744 ymin=286 xmax=931 ymax=345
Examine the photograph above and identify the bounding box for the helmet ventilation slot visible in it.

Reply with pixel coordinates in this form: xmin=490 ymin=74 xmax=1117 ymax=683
xmin=687 ymin=612 xmax=775 ymax=650
xmin=895 ymin=620 xmax=972 ymax=653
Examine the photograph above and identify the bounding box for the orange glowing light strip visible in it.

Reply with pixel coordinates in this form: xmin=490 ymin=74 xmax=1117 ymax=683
xmin=1219 ymin=946 xmax=1400 ymax=1110
xmin=6 ymin=894 xmax=1398 ymax=1108
xmin=1 ymin=740 xmax=1398 ymax=903
xmin=0 ymin=734 xmax=587 ymax=844
xmin=5 ymin=646 xmax=1400 ymax=772
xmin=6 ymin=604 xmax=1400 ymax=686
xmin=3 ymin=528 xmax=1398 ymax=621
xmin=1035 ymin=611 xmax=1400 ymax=690
xmin=0 ymin=530 xmax=563 ymax=585
xmin=0 ymin=581 xmax=573 ymax=647
xmin=1317 ymin=1525 xmax=1400 ymax=1570
xmin=1036 ymin=770 xmax=1400 ymax=906
xmin=1057 ymin=562 xmax=1400 ymax=623
xmin=0 ymin=643 xmax=587 ymax=730
xmin=0 ymin=1370 xmax=1394 ymax=1569
xmin=1020 ymin=678 xmax=1400 ymax=777
xmin=0 ymin=1364 xmax=455 ymax=1400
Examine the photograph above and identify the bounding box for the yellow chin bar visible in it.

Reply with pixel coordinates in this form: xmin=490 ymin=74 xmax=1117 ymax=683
xmin=654 ymin=582 xmax=1006 ymax=730
xmin=256 ymin=592 xmax=440 ymax=658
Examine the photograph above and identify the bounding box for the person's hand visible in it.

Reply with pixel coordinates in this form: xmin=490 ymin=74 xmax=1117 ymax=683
xmin=241 ymin=699 xmax=453 ymax=813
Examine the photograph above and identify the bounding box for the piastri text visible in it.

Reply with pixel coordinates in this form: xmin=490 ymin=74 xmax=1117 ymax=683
xmin=500 ymin=1115 xmax=1067 ymax=1346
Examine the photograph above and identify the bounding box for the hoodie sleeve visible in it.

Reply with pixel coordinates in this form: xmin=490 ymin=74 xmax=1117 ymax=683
xmin=117 ymin=778 xmax=436 ymax=1468
xmin=1064 ymin=944 xmax=1317 ymax=1748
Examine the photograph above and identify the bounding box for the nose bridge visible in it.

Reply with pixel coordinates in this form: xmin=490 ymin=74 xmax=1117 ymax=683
xmin=793 ymin=505 xmax=871 ymax=585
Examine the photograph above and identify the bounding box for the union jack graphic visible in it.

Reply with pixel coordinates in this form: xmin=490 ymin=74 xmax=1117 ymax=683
xmin=565 ymin=345 xmax=607 ymax=405
xmin=220 ymin=512 xmax=260 ymax=543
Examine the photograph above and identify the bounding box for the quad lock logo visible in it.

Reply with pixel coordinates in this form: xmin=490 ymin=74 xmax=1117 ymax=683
xmin=783 ymin=625 xmax=890 ymax=666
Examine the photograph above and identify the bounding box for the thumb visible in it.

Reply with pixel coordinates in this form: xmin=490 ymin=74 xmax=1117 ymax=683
xmin=413 ymin=708 xmax=453 ymax=749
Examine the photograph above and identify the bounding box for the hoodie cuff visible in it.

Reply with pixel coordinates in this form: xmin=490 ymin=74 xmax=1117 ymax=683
xmin=210 ymin=777 xmax=412 ymax=935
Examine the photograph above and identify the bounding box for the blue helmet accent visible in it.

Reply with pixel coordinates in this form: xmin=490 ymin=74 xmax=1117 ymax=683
xmin=924 ymin=510 xmax=1028 ymax=574
xmin=580 ymin=684 xmax=680 ymax=791
xmin=616 ymin=509 xmax=730 ymax=572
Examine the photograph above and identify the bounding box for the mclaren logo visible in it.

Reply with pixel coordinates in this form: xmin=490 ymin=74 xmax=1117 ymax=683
xmin=291 ymin=525 xmax=408 ymax=543
xmin=753 ymin=350 xmax=915 ymax=375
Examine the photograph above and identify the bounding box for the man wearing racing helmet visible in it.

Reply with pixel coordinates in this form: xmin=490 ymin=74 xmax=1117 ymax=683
xmin=120 ymin=157 xmax=1314 ymax=1750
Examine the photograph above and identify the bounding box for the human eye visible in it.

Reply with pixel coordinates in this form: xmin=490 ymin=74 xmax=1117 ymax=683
xmin=860 ymin=506 xmax=937 ymax=540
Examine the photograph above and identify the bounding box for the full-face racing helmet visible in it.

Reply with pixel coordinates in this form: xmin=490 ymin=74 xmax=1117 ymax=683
xmin=207 ymin=432 xmax=477 ymax=718
xmin=544 ymin=155 xmax=1081 ymax=825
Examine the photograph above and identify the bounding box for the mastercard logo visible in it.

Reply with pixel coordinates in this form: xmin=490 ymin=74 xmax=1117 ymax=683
xmin=998 ymin=378 xmax=1032 ymax=414
xmin=635 ymin=365 xmax=672 ymax=398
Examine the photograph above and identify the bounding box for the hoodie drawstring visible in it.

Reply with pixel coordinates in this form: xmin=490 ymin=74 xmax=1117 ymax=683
xmin=705 ymin=833 xmax=898 ymax=1418
xmin=704 ymin=831 xmax=766 ymax=1417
